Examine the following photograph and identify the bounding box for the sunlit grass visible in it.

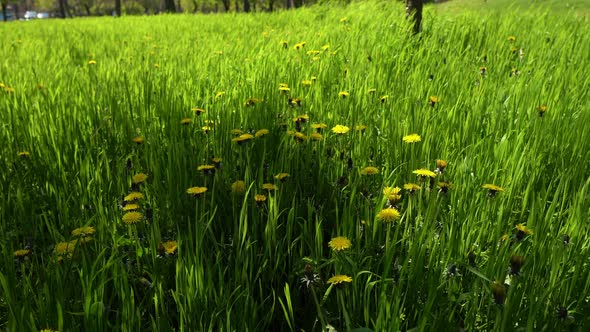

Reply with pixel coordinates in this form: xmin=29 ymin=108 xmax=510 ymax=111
xmin=1 ymin=1 xmax=590 ymax=331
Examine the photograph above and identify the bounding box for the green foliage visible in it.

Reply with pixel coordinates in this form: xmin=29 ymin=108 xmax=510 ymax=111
xmin=1 ymin=1 xmax=590 ymax=331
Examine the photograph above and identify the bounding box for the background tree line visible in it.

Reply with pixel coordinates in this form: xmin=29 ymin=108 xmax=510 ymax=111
xmin=2 ymin=0 xmax=330 ymax=18
xmin=2 ymin=0 xmax=438 ymax=19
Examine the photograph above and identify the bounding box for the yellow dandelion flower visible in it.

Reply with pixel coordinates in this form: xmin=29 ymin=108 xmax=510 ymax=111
xmin=132 ymin=136 xmax=145 ymax=144
xmin=360 ymin=166 xmax=379 ymax=176
xmin=367 ymin=88 xmax=377 ymax=94
xmin=262 ymin=183 xmax=278 ymax=191
xmin=328 ymin=237 xmax=352 ymax=251
xmin=436 ymin=159 xmax=448 ymax=171
xmin=159 ymin=241 xmax=178 ymax=255
xmin=202 ymin=126 xmax=212 ymax=133
xmin=380 ymin=95 xmax=388 ymax=103
xmin=293 ymin=132 xmax=307 ymax=142
xmin=71 ymin=226 xmax=96 ymax=237
xmin=274 ymin=173 xmax=290 ymax=181
xmin=197 ymin=165 xmax=215 ymax=171
xmin=429 ymin=96 xmax=439 ymax=106
xmin=124 ymin=192 xmax=144 ymax=202
xmin=289 ymin=97 xmax=303 ymax=107
xmin=383 ymin=186 xmax=402 ymax=201
xmin=327 ymin=274 xmax=352 ymax=285
xmin=293 ymin=115 xmax=309 ymax=123
xmin=321 ymin=44 xmax=330 ymax=51
xmin=537 ymin=105 xmax=547 ymax=117
xmin=332 ymin=125 xmax=350 ymax=134
xmin=355 ymin=125 xmax=368 ymax=132
xmin=302 ymin=80 xmax=313 ymax=86
xmin=255 ymin=194 xmax=267 ymax=202
xmin=508 ymin=36 xmax=516 ymax=42
xmin=516 ymin=224 xmax=533 ymax=235
xmin=123 ymin=203 xmax=140 ymax=211
xmin=254 ymin=129 xmax=270 ymax=138
xmin=338 ymin=91 xmax=349 ymax=98
xmin=180 ymin=118 xmax=192 ymax=125
xmin=404 ymin=183 xmax=421 ymax=192
xmin=413 ymin=169 xmax=437 ymax=178
xmin=293 ymin=42 xmax=306 ymax=50
xmin=18 ymin=151 xmax=30 ymax=157
xmin=212 ymin=157 xmax=223 ymax=166
xmin=437 ymin=181 xmax=453 ymax=193
xmin=122 ymin=211 xmax=143 ymax=225
xmin=14 ymin=249 xmax=32 ymax=257
xmin=187 ymin=186 xmax=208 ymax=196
xmin=377 ymin=207 xmax=401 ymax=222
xmin=153 ymin=63 xmax=160 ymax=69
xmin=310 ymin=133 xmax=324 ymax=141
xmin=232 ymin=133 xmax=254 ymax=144
xmin=54 ymin=240 xmax=82 ymax=259
xmin=88 ymin=60 xmax=97 ymax=65
xmin=231 ymin=180 xmax=246 ymax=194
xmin=191 ymin=107 xmax=206 ymax=115
xmin=482 ymin=184 xmax=504 ymax=193
xmin=403 ymin=134 xmax=421 ymax=143
xmin=245 ymin=98 xmax=263 ymax=107
xmin=132 ymin=173 xmax=148 ymax=184
xmin=340 ymin=17 xmax=348 ymax=23
xmin=231 ymin=129 xmax=244 ymax=136
xmin=383 ymin=186 xmax=402 ymax=196
xmin=40 ymin=328 xmax=57 ymax=332
xmin=312 ymin=123 xmax=327 ymax=131
xmin=279 ymin=86 xmax=290 ymax=93
xmin=215 ymin=91 xmax=226 ymax=99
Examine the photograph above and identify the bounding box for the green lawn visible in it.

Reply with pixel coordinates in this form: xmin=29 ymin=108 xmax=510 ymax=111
xmin=435 ymin=0 xmax=590 ymax=15
xmin=1 ymin=1 xmax=590 ymax=331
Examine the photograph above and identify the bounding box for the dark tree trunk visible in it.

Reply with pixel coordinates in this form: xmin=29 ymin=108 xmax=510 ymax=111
xmin=59 ymin=0 xmax=67 ymax=18
xmin=84 ymin=3 xmax=90 ymax=15
xmin=222 ymin=0 xmax=230 ymax=11
xmin=115 ymin=0 xmax=121 ymax=16
xmin=406 ymin=0 xmax=423 ymax=34
xmin=2 ymin=2 xmax=7 ymax=22
xmin=285 ymin=0 xmax=293 ymax=9
xmin=165 ymin=0 xmax=176 ymax=12
xmin=268 ymin=0 xmax=273 ymax=12
xmin=243 ymin=0 xmax=249 ymax=12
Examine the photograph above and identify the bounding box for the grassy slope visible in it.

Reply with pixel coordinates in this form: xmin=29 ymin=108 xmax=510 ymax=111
xmin=435 ymin=0 xmax=590 ymax=15
xmin=1 ymin=1 xmax=590 ymax=331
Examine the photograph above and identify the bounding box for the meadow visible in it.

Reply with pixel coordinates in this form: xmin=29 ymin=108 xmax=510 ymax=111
xmin=1 ymin=1 xmax=590 ymax=331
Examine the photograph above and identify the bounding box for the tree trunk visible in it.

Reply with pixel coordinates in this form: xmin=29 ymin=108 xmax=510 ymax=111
xmin=268 ymin=0 xmax=273 ymax=12
xmin=115 ymin=0 xmax=121 ymax=16
xmin=222 ymin=0 xmax=230 ymax=11
xmin=2 ymin=2 xmax=7 ymax=22
xmin=405 ymin=0 xmax=423 ymax=34
xmin=59 ymin=0 xmax=67 ymax=18
xmin=243 ymin=0 xmax=249 ymax=12
xmin=165 ymin=0 xmax=176 ymax=12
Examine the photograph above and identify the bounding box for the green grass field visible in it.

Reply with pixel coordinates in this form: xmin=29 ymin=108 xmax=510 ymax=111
xmin=1 ymin=1 xmax=590 ymax=331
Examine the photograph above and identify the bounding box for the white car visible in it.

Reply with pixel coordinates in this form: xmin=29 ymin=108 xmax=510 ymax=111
xmin=24 ymin=11 xmax=37 ymax=20
xmin=37 ymin=12 xmax=50 ymax=19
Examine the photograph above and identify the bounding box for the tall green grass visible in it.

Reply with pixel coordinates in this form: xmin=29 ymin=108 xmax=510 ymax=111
xmin=1 ymin=1 xmax=589 ymax=331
